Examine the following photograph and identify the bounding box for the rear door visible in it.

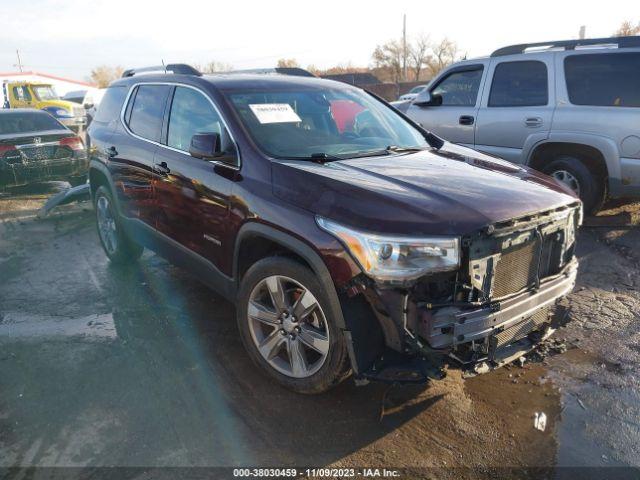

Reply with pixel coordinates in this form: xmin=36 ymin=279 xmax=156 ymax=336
xmin=153 ymin=85 xmax=239 ymax=268
xmin=109 ymin=84 xmax=171 ymax=226
xmin=406 ymin=63 xmax=486 ymax=147
xmin=474 ymin=56 xmax=555 ymax=164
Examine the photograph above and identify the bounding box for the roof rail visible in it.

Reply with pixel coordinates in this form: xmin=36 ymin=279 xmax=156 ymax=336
xmin=229 ymin=67 xmax=316 ymax=78
xmin=121 ymin=63 xmax=202 ymax=78
xmin=491 ymin=35 xmax=640 ymax=57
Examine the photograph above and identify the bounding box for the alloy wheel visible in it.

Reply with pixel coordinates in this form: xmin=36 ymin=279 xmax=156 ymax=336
xmin=247 ymin=275 xmax=330 ymax=378
xmin=96 ymin=195 xmax=118 ymax=255
xmin=551 ymin=170 xmax=581 ymax=196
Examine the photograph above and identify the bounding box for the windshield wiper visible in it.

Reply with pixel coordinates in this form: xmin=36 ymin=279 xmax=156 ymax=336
xmin=384 ymin=145 xmax=426 ymax=153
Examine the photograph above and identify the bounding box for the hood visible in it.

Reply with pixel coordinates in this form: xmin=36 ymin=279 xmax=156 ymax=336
xmin=272 ymin=143 xmax=578 ymax=236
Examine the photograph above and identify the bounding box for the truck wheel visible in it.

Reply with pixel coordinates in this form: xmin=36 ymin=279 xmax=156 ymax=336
xmin=93 ymin=185 xmax=143 ymax=264
xmin=236 ymin=257 xmax=350 ymax=394
xmin=543 ymin=155 xmax=606 ymax=214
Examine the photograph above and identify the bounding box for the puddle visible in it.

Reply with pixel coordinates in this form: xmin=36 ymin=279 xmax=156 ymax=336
xmin=0 ymin=312 xmax=116 ymax=340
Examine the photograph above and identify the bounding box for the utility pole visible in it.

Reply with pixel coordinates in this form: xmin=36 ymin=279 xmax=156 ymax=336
xmin=15 ymin=50 xmax=23 ymax=72
xmin=579 ymin=26 xmax=586 ymax=39
xmin=402 ymin=14 xmax=408 ymax=82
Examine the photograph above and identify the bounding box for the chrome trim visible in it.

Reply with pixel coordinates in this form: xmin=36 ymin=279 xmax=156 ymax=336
xmin=16 ymin=141 xmax=60 ymax=149
xmin=119 ymin=81 xmax=241 ymax=170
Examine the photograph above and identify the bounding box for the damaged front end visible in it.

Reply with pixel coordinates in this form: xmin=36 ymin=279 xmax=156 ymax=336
xmin=331 ymin=202 xmax=581 ymax=383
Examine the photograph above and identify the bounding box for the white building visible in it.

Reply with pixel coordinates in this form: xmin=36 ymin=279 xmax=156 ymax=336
xmin=0 ymin=71 xmax=96 ymax=97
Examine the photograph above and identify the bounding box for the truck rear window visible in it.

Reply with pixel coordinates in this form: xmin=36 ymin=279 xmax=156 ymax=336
xmin=565 ymin=53 xmax=640 ymax=107
xmin=0 ymin=112 xmax=64 ymax=135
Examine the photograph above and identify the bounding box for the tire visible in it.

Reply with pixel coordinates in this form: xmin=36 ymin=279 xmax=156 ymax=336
xmin=93 ymin=185 xmax=143 ymax=264
xmin=542 ymin=155 xmax=606 ymax=214
xmin=237 ymin=257 xmax=350 ymax=394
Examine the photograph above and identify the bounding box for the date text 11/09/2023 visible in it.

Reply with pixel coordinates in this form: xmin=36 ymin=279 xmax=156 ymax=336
xmin=232 ymin=468 xmax=401 ymax=477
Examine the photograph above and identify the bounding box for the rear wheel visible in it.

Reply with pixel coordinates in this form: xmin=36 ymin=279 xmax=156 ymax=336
xmin=542 ymin=155 xmax=606 ymax=214
xmin=237 ymin=257 xmax=349 ymax=394
xmin=94 ymin=185 xmax=143 ymax=264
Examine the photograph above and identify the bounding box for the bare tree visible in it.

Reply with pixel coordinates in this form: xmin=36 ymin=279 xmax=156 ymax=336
xmin=90 ymin=65 xmax=124 ymax=88
xmin=615 ymin=20 xmax=640 ymax=36
xmin=427 ymin=38 xmax=459 ymax=77
xmin=277 ymin=58 xmax=300 ymax=68
xmin=409 ymin=35 xmax=432 ymax=81
xmin=194 ymin=61 xmax=233 ymax=73
xmin=371 ymin=40 xmax=404 ymax=83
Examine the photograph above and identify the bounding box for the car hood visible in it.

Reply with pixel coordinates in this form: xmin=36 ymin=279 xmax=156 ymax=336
xmin=272 ymin=142 xmax=579 ymax=236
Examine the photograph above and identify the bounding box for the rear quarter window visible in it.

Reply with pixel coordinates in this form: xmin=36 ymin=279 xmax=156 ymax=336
xmin=565 ymin=53 xmax=640 ymax=107
xmin=93 ymin=85 xmax=128 ymax=126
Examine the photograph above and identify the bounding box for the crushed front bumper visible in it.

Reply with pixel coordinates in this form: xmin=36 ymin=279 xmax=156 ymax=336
xmin=418 ymin=261 xmax=577 ymax=372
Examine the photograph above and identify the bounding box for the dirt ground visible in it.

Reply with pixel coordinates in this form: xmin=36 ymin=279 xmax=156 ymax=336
xmin=0 ymin=184 xmax=639 ymax=479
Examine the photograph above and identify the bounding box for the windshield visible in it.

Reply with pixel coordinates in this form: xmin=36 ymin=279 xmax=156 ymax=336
xmin=410 ymin=86 xmax=426 ymax=94
xmin=32 ymin=85 xmax=59 ymax=101
xmin=226 ymin=87 xmax=428 ymax=159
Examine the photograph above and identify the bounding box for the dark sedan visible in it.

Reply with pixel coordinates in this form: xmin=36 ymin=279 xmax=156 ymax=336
xmin=0 ymin=109 xmax=87 ymax=190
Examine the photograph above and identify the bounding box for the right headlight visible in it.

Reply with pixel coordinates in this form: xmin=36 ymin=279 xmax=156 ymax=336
xmin=316 ymin=216 xmax=460 ymax=282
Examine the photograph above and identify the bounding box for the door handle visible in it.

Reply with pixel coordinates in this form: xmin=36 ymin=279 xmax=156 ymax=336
xmin=106 ymin=146 xmax=118 ymax=158
xmin=459 ymin=115 xmax=475 ymax=126
xmin=154 ymin=161 xmax=171 ymax=175
xmin=525 ymin=117 xmax=543 ymax=128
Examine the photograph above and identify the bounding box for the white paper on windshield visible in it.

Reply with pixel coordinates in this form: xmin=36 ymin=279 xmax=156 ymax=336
xmin=249 ymin=103 xmax=301 ymax=124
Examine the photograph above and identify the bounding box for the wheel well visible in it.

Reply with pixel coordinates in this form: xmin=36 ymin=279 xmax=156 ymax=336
xmin=236 ymin=234 xmax=314 ymax=282
xmin=528 ymin=142 xmax=608 ymax=179
xmin=89 ymin=168 xmax=110 ymax=197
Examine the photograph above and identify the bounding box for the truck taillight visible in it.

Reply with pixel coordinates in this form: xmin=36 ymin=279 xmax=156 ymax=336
xmin=59 ymin=136 xmax=84 ymax=150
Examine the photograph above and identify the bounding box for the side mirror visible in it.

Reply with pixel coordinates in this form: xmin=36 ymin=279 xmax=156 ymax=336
xmin=413 ymin=90 xmax=433 ymax=107
xmin=189 ymin=132 xmax=222 ymax=160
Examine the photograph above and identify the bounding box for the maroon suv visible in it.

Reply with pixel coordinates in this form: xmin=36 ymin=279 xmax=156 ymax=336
xmin=87 ymin=64 xmax=581 ymax=393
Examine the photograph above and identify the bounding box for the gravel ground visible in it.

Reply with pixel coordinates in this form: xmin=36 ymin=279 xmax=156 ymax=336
xmin=0 ymin=184 xmax=638 ymax=479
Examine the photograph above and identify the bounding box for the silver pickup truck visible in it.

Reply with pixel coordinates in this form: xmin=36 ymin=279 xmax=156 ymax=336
xmin=398 ymin=36 xmax=640 ymax=213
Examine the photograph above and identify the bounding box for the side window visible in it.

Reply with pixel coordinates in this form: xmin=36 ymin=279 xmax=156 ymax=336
xmin=12 ymin=86 xmax=31 ymax=102
xmin=127 ymin=85 xmax=171 ymax=142
xmin=430 ymin=68 xmax=484 ymax=106
xmin=565 ymin=53 xmax=640 ymax=107
xmin=167 ymin=86 xmax=236 ymax=160
xmin=489 ymin=61 xmax=548 ymax=107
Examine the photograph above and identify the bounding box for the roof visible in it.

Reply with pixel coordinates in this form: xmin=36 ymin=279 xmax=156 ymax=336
xmin=321 ymin=72 xmax=381 ymax=86
xmin=112 ymin=72 xmax=355 ymax=92
xmin=0 ymin=71 xmax=95 ymax=87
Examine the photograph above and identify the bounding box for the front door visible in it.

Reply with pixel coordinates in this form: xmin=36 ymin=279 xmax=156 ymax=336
xmin=474 ymin=56 xmax=555 ymax=164
xmin=154 ymin=85 xmax=239 ymax=269
xmin=406 ymin=64 xmax=486 ymax=147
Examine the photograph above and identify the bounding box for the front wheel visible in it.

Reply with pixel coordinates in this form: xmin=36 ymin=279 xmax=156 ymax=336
xmin=94 ymin=185 xmax=143 ymax=264
xmin=543 ymin=155 xmax=606 ymax=214
xmin=236 ymin=257 xmax=350 ymax=394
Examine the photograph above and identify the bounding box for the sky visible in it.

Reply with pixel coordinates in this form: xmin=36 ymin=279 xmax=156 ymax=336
xmin=0 ymin=0 xmax=637 ymax=81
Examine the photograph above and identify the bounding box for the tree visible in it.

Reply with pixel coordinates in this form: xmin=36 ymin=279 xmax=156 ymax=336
xmin=371 ymin=40 xmax=405 ymax=83
xmin=90 ymin=65 xmax=124 ymax=88
xmin=277 ymin=58 xmax=300 ymax=68
xmin=615 ymin=20 xmax=640 ymax=36
xmin=409 ymin=35 xmax=431 ymax=81
xmin=427 ymin=37 xmax=459 ymax=77
xmin=193 ymin=61 xmax=233 ymax=73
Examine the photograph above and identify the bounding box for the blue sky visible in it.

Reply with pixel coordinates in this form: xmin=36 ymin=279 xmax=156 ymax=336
xmin=0 ymin=0 xmax=636 ymax=81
